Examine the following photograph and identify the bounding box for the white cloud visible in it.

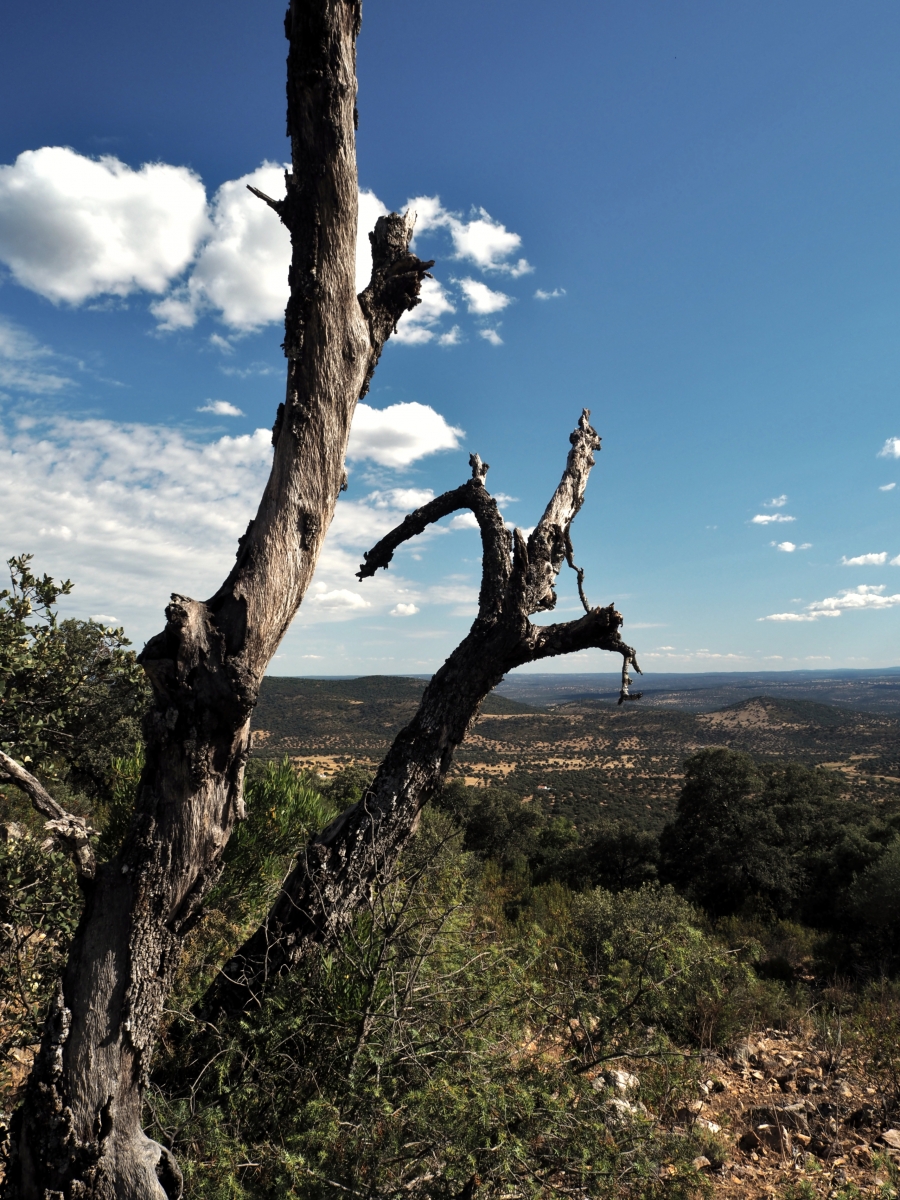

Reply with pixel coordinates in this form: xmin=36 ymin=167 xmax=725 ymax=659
xmin=0 ymin=147 xmax=209 ymax=304
xmin=347 ymin=401 xmax=463 ymax=467
xmin=366 ymin=488 xmax=435 ymax=511
xmin=761 ymin=583 xmax=900 ymax=621
xmin=774 ymin=541 xmax=796 ymax=552
xmin=390 ymin=602 xmax=419 ymax=616
xmin=0 ymin=152 xmax=524 ymax=345
xmin=393 ymin=277 xmax=455 ymax=344
xmin=0 ymin=411 xmax=274 ymax=636
xmin=761 ymin=612 xmax=836 ymax=622
xmin=357 ymin=188 xmax=389 ymax=293
xmin=891 ymin=555 xmax=900 ymax=567
xmin=878 ymin=438 xmax=900 ymax=459
xmin=408 ymin=197 xmax=531 ymax=275
xmin=480 ymin=328 xmax=504 ymax=346
xmin=450 ymin=512 xmax=480 ymax=530
xmin=0 ymin=402 xmax=474 ymax=644
xmin=151 ymin=162 xmax=290 ymax=332
xmin=0 ymin=317 xmax=71 ymax=396
xmin=89 ymin=614 xmax=119 ymax=625
xmin=458 ymin=278 xmax=512 ymax=315
xmin=145 ymin=173 xmax=391 ymax=332
xmin=534 ymin=288 xmax=565 ymax=300
xmin=880 ymin=482 xmax=896 ymax=491
xmin=197 ymin=399 xmax=244 ymax=417
xmin=841 ymin=552 xmax=887 ymax=566
xmin=751 ymin=513 xmax=796 ymax=525
xmin=310 ymin=588 xmax=370 ymax=611
xmin=763 ymin=494 xmax=788 ymax=508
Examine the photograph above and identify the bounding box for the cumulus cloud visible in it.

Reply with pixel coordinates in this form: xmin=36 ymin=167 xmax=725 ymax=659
xmin=761 ymin=584 xmax=900 ymax=622
xmin=841 ymin=552 xmax=887 ymax=566
xmin=197 ymin=399 xmax=244 ymax=417
xmin=880 ymin=482 xmax=896 ymax=491
xmin=0 ymin=150 xmax=530 ymax=346
xmin=151 ymin=162 xmax=290 ymax=332
xmin=534 ymin=288 xmax=565 ymax=300
xmin=751 ymin=513 xmax=795 ymax=525
xmin=0 ymin=147 xmax=209 ymax=304
xmin=450 ymin=512 xmax=480 ymax=530
xmin=480 ymin=328 xmax=504 ymax=346
xmin=347 ymin=401 xmax=464 ymax=468
xmin=878 ymin=438 xmax=900 ymax=459
xmin=391 ymin=602 xmax=419 ymax=616
xmin=458 ymin=278 xmax=512 ymax=315
xmin=393 ymin=277 xmax=455 ymax=344
xmin=310 ymin=588 xmax=370 ymax=611
xmin=774 ymin=542 xmax=797 ymax=552
xmin=408 ymin=197 xmax=531 ymax=276
xmin=366 ymin=488 xmax=435 ymax=511
xmin=147 ymin=174 xmax=389 ymax=332
xmin=764 ymin=494 xmax=788 ymax=508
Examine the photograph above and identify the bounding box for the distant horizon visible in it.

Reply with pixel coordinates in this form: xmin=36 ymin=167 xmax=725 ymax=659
xmin=267 ymin=665 xmax=900 ymax=680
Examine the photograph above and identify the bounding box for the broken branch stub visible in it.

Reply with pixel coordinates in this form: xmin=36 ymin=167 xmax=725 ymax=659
xmin=197 ymin=411 xmax=641 ymax=1023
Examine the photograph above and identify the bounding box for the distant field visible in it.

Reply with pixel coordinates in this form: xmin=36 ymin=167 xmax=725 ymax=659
xmin=252 ymin=673 xmax=900 ymax=830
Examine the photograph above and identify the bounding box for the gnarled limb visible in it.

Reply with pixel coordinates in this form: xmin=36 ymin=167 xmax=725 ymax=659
xmin=0 ymin=749 xmax=96 ymax=880
xmin=196 ymin=410 xmax=640 ymax=1023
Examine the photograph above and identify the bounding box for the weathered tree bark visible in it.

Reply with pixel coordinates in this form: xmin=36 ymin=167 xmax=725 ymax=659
xmin=197 ymin=410 xmax=641 ymax=1023
xmin=2 ymin=3 xmax=432 ymax=1197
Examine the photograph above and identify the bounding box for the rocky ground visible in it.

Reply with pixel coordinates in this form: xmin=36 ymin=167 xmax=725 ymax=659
xmin=667 ymin=1028 xmax=899 ymax=1197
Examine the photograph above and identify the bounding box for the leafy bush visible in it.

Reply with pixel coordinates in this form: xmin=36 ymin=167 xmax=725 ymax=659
xmin=0 ymin=555 xmax=148 ymax=811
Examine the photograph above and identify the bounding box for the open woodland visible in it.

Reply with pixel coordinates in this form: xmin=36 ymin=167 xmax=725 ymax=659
xmin=252 ymin=673 xmax=900 ymax=828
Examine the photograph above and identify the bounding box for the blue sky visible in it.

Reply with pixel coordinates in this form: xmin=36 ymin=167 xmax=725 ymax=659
xmin=2 ymin=0 xmax=900 ymax=674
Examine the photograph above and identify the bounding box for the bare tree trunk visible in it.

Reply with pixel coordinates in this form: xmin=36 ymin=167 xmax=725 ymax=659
xmin=2 ymin=3 xmax=432 ymax=1196
xmin=198 ymin=412 xmax=641 ymax=1023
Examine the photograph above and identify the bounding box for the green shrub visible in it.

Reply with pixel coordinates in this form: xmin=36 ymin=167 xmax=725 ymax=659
xmin=572 ymin=884 xmax=762 ymax=1049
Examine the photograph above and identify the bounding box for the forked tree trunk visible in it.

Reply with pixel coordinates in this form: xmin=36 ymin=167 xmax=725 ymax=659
xmin=2 ymin=3 xmax=432 ymax=1196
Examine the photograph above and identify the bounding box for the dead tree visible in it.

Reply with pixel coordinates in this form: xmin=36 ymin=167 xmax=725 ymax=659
xmin=1 ymin=3 xmax=433 ymax=1197
xmin=198 ymin=411 xmax=641 ymax=1023
xmin=1 ymin=4 xmax=640 ymax=1197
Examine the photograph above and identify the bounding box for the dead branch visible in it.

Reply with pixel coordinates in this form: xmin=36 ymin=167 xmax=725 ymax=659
xmin=197 ymin=410 xmax=640 ymax=1022
xmin=0 ymin=749 xmax=96 ymax=880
